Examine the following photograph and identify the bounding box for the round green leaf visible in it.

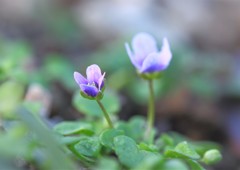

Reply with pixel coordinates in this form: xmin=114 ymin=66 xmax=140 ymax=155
xmin=162 ymin=159 xmax=189 ymax=170
xmin=114 ymin=135 xmax=160 ymax=168
xmin=128 ymin=116 xmax=145 ymax=141
xmin=113 ymin=135 xmax=140 ymax=168
xmin=116 ymin=116 xmax=145 ymax=142
xmin=187 ymin=159 xmax=206 ymax=170
xmin=73 ymin=90 xmax=120 ymax=117
xmin=94 ymin=157 xmax=120 ymax=170
xmin=53 ymin=121 xmax=94 ymax=136
xmin=100 ymin=129 xmax=124 ymax=149
xmin=165 ymin=141 xmax=200 ymax=160
xmin=74 ymin=137 xmax=101 ymax=157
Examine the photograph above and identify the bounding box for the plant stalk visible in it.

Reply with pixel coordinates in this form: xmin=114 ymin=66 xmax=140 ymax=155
xmin=145 ymin=79 xmax=155 ymax=139
xmin=96 ymin=100 xmax=114 ymax=128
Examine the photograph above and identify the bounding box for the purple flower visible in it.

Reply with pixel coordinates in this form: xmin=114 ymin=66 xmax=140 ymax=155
xmin=125 ymin=32 xmax=172 ymax=74
xmin=74 ymin=64 xmax=105 ymax=98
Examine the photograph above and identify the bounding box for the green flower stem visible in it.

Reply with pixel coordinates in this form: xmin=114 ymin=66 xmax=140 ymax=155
xmin=145 ymin=79 xmax=155 ymax=139
xmin=96 ymin=99 xmax=114 ymax=128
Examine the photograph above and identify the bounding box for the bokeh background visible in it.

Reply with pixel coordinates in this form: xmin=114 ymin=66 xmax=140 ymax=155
xmin=1 ymin=0 xmax=240 ymax=169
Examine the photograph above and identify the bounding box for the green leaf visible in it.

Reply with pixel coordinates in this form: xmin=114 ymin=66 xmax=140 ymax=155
xmin=0 ymin=124 xmax=29 ymax=158
xmin=93 ymin=157 xmax=120 ymax=170
xmin=128 ymin=116 xmax=145 ymax=141
xmin=165 ymin=141 xmax=200 ymax=160
xmin=113 ymin=135 xmax=157 ymax=168
xmin=113 ymin=135 xmax=141 ymax=168
xmin=138 ymin=142 xmax=158 ymax=152
xmin=74 ymin=137 xmax=101 ymax=157
xmin=73 ymin=90 xmax=120 ymax=117
xmin=53 ymin=121 xmax=94 ymax=136
xmin=56 ymin=135 xmax=83 ymax=145
xmin=0 ymin=81 xmax=24 ymax=117
xmin=100 ymin=129 xmax=124 ymax=149
xmin=116 ymin=116 xmax=145 ymax=142
xmin=18 ymin=107 xmax=76 ymax=170
xmin=161 ymin=159 xmax=188 ymax=170
xmin=187 ymin=159 xmax=206 ymax=170
xmin=155 ymin=133 xmax=174 ymax=150
xmin=191 ymin=141 xmax=221 ymax=156
xmin=132 ymin=153 xmax=162 ymax=170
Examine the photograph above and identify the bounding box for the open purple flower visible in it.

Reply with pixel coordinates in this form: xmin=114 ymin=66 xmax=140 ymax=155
xmin=125 ymin=32 xmax=172 ymax=74
xmin=74 ymin=64 xmax=105 ymax=98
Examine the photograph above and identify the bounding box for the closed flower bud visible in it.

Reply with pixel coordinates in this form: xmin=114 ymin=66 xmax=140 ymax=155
xmin=202 ymin=149 xmax=222 ymax=165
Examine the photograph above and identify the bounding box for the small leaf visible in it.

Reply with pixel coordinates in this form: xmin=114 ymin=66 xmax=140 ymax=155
xmin=74 ymin=137 xmax=101 ymax=157
xmin=53 ymin=121 xmax=94 ymax=136
xmin=138 ymin=142 xmax=158 ymax=152
xmin=165 ymin=141 xmax=200 ymax=160
xmin=56 ymin=135 xmax=83 ymax=145
xmin=100 ymin=129 xmax=124 ymax=149
xmin=18 ymin=107 xmax=76 ymax=169
xmin=73 ymin=90 xmax=120 ymax=117
xmin=187 ymin=159 xmax=206 ymax=170
xmin=155 ymin=133 xmax=174 ymax=150
xmin=132 ymin=153 xmax=162 ymax=170
xmin=128 ymin=116 xmax=145 ymax=141
xmin=162 ymin=159 xmax=189 ymax=170
xmin=116 ymin=116 xmax=145 ymax=142
xmin=113 ymin=135 xmax=141 ymax=168
xmin=94 ymin=157 xmax=120 ymax=170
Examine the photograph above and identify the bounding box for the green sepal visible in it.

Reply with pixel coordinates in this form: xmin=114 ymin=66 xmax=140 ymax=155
xmin=137 ymin=71 xmax=162 ymax=80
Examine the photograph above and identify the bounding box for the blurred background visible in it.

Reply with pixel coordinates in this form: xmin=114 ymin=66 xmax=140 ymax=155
xmin=0 ymin=0 xmax=240 ymax=169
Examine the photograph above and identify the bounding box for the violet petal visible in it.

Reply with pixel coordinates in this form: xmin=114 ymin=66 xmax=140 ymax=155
xmin=158 ymin=37 xmax=172 ymax=67
xmin=140 ymin=53 xmax=166 ymax=73
xmin=132 ymin=32 xmax=158 ymax=63
xmin=125 ymin=43 xmax=141 ymax=70
xmin=86 ymin=64 xmax=102 ymax=84
xmin=98 ymin=72 xmax=105 ymax=90
xmin=80 ymin=84 xmax=99 ymax=97
xmin=74 ymin=72 xmax=88 ymax=85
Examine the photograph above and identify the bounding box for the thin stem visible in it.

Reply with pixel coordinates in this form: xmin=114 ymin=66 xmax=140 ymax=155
xmin=96 ymin=100 xmax=114 ymax=128
xmin=145 ymin=79 xmax=155 ymax=139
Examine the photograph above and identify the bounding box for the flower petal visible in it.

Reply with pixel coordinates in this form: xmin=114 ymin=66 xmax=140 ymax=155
xmin=125 ymin=43 xmax=141 ymax=70
xmin=140 ymin=53 xmax=167 ymax=73
xmin=140 ymin=38 xmax=172 ymax=73
xmin=86 ymin=64 xmax=102 ymax=84
xmin=132 ymin=32 xmax=158 ymax=63
xmin=98 ymin=72 xmax=105 ymax=90
xmin=80 ymin=84 xmax=99 ymax=97
xmin=74 ymin=72 xmax=88 ymax=85
xmin=159 ymin=37 xmax=172 ymax=67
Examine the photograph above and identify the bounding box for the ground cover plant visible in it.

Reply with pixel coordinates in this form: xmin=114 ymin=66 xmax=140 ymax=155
xmin=0 ymin=33 xmax=222 ymax=170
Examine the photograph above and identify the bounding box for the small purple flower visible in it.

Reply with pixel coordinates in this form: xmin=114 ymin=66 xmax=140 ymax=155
xmin=74 ymin=64 xmax=105 ymax=98
xmin=125 ymin=32 xmax=172 ymax=74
